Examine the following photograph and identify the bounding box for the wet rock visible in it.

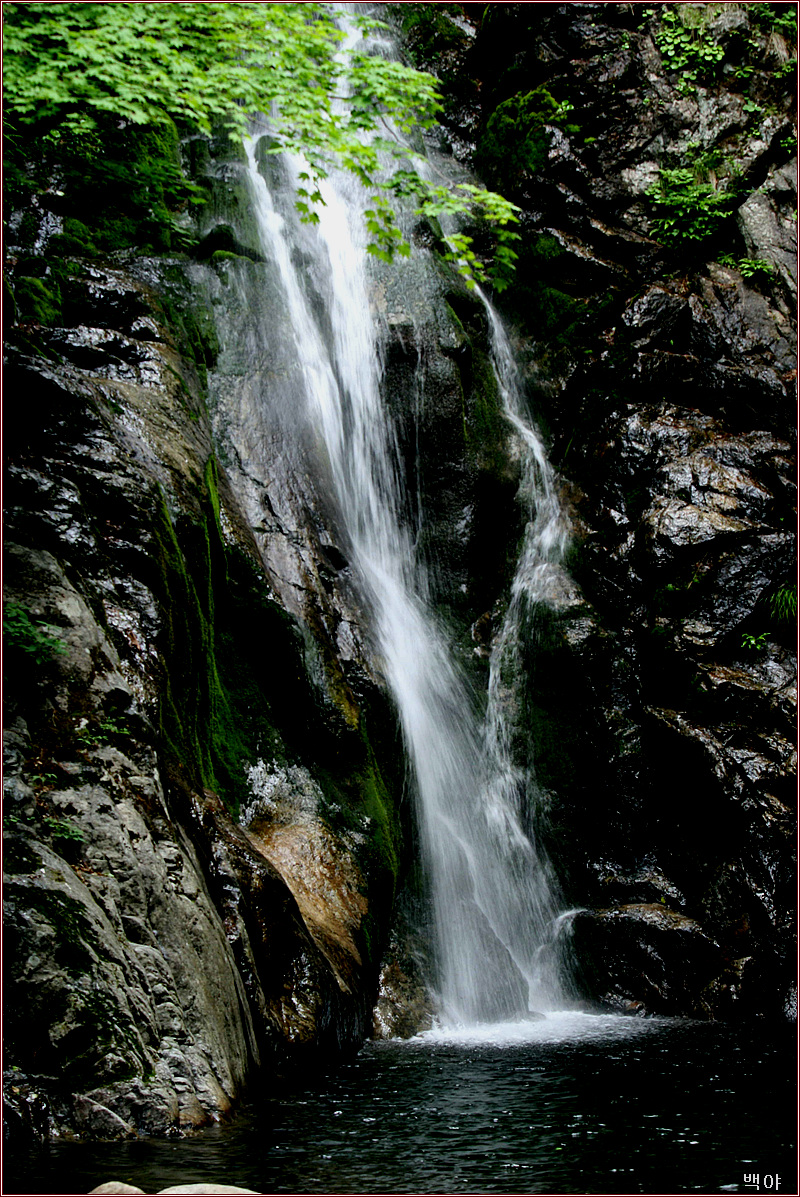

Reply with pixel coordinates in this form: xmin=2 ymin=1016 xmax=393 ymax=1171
xmin=3 ymin=10 xmax=796 ymax=1151
xmin=645 ymin=495 xmax=752 ymax=549
xmin=3 ymin=779 xmax=255 ymax=1135
xmin=73 ymin=1095 xmax=135 ymax=1140
xmin=2 ymin=1072 xmax=52 ymax=1145
xmin=179 ymin=783 xmax=375 ymax=1059
xmin=372 ymin=919 xmax=436 ymax=1040
xmin=571 ymin=904 xmax=723 ymax=1016
xmin=737 ymin=159 xmax=798 ymax=299
xmin=3 ymin=243 xmax=405 ymax=1139
xmin=245 ymin=813 xmax=369 ymax=998
xmin=701 ymin=265 xmax=796 ymax=376
xmin=454 ymin=1 xmax=796 ymax=1021
xmin=373 ymin=957 xmax=435 ymax=1039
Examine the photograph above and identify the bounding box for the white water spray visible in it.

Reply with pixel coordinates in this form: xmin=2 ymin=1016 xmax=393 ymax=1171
xmin=243 ymin=35 xmax=574 ymax=1025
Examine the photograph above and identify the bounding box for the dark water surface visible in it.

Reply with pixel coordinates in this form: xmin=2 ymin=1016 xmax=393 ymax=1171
xmin=6 ymin=1013 xmax=796 ymax=1196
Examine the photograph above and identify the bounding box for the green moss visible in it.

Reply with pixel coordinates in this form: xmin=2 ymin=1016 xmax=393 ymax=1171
xmin=476 ymin=87 xmax=574 ymax=193
xmin=145 ymin=435 xmax=406 ymax=949
xmin=151 ymin=456 xmax=379 ymax=819
xmin=195 ymin=223 xmax=263 ymax=265
xmin=3 ymin=273 xmax=17 ymax=331
xmin=150 ymin=470 xmax=261 ymax=814
xmin=156 ymin=291 xmax=219 ymax=389
xmin=388 ymin=3 xmax=468 ymax=79
xmin=351 ymin=740 xmax=400 ymax=884
xmin=49 ymin=217 xmax=100 ymax=259
xmin=507 ymin=235 xmax=585 ymax=342
xmin=204 ymin=455 xmax=222 ymax=524
xmin=314 ymin=725 xmax=402 ymax=971
xmin=6 ymin=112 xmax=192 ymax=261
xmin=150 ymin=487 xmax=216 ymax=796
xmin=48 ymin=234 xmax=97 ymax=259
xmin=210 ymin=249 xmax=245 ymax=264
xmin=14 ymin=276 xmax=62 ymax=325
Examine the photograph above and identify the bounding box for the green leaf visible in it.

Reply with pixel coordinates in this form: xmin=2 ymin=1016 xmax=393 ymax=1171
xmin=3 ymin=1 xmax=518 ymax=283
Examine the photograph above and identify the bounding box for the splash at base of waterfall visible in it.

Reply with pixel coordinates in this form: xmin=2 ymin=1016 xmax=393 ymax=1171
xmin=416 ymin=1008 xmax=671 ymax=1047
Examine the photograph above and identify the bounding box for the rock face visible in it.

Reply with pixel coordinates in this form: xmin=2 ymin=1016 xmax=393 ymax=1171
xmin=411 ymin=1 xmax=796 ymax=1019
xmin=3 ymin=103 xmax=516 ymax=1137
xmin=2 ymin=241 xmax=407 ymax=1137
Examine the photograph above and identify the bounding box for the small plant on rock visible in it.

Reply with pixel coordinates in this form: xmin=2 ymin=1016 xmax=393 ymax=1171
xmin=741 ymin=631 xmax=769 ymax=652
xmin=3 ymin=602 xmax=66 ymax=665
xmin=718 ymin=254 xmax=776 ymax=281
xmin=74 ymin=713 xmax=132 ymax=747
xmin=738 ymin=257 xmax=775 ymax=280
xmin=769 ymin=583 xmax=797 ymax=623
xmin=646 ymin=5 xmax=725 ymax=93
xmin=647 ymin=167 xmax=730 ymax=244
xmin=42 ymin=816 xmax=86 ymax=843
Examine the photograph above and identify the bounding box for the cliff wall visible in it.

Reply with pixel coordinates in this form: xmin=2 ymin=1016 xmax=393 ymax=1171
xmin=404 ymin=0 xmax=796 ymax=1019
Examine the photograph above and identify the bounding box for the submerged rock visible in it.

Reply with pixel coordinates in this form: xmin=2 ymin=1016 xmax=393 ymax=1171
xmin=156 ymin=1187 xmax=261 ymax=1195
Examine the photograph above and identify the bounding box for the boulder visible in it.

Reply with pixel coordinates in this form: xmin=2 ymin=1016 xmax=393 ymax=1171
xmin=157 ymin=1187 xmax=261 ymax=1195
xmin=88 ymin=1185 xmax=146 ymax=1195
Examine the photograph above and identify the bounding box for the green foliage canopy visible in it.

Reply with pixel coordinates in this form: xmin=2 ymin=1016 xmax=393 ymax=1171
xmin=2 ymin=2 xmax=519 ymax=287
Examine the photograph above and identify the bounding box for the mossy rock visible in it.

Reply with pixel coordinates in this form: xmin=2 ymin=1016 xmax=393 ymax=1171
xmin=8 ymin=114 xmax=188 ymax=260
xmin=210 ymin=249 xmax=246 ymax=265
xmin=145 ymin=445 xmax=406 ymax=921
xmin=14 ymin=276 xmax=62 ymax=326
xmin=476 ymin=87 xmax=561 ymax=191
xmin=60 ymin=218 xmax=100 ymax=257
xmin=154 ymin=290 xmax=219 ymax=383
xmin=389 ymin=3 xmax=469 ymax=71
xmin=195 ymin=224 xmax=264 ymax=264
xmin=48 ymin=234 xmax=99 ymax=259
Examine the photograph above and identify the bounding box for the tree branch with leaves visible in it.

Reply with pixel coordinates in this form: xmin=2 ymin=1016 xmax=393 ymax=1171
xmin=3 ymin=2 xmax=519 ymax=288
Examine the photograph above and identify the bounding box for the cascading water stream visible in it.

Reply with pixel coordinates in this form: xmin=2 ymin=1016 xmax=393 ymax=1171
xmin=243 ymin=25 xmax=574 ymax=1025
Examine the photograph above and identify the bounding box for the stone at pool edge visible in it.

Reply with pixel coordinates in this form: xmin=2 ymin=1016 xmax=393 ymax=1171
xmin=88 ymin=1184 xmax=261 ymax=1195
xmin=158 ymin=1187 xmax=261 ymax=1194
xmin=88 ymin=1186 xmax=145 ymax=1195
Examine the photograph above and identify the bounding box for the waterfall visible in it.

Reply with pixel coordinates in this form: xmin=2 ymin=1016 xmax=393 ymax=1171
xmin=242 ymin=48 xmax=573 ymax=1027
